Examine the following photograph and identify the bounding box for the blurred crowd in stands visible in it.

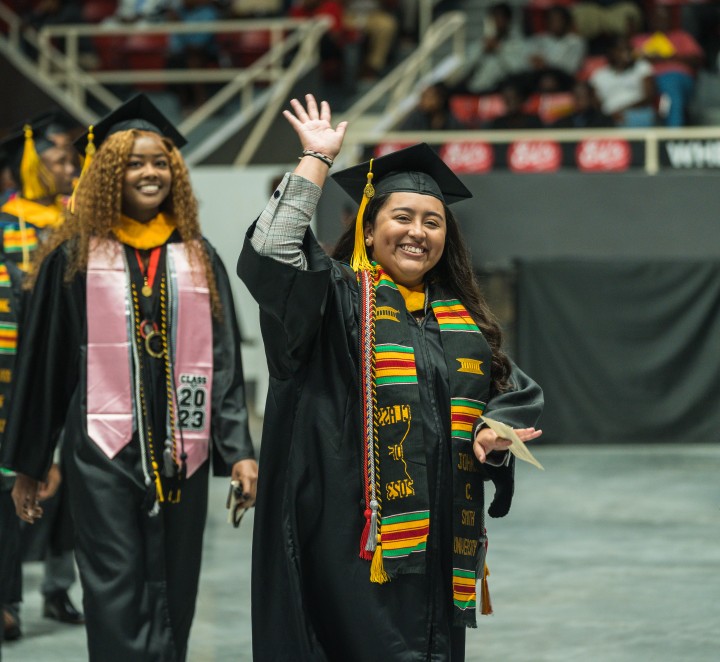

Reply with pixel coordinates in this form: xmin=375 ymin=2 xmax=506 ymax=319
xmin=404 ymin=1 xmax=720 ymax=130
xmin=2 ymin=1 xmax=720 ymax=127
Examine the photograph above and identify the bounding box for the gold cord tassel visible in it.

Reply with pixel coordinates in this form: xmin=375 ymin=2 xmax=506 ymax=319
xmin=69 ymin=125 xmax=96 ymax=213
xmin=350 ymin=158 xmax=374 ymax=273
xmin=152 ymin=461 xmax=165 ymax=503
xmin=370 ymin=536 xmax=389 ymax=584
xmin=20 ymin=125 xmax=54 ymax=201
xmin=480 ymin=562 xmax=493 ymax=615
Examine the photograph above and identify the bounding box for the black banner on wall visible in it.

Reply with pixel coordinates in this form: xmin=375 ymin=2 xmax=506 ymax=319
xmin=374 ymin=140 xmax=647 ymax=173
xmin=516 ymin=260 xmax=720 ymax=444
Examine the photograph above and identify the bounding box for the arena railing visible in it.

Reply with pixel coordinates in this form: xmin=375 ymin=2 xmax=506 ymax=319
xmin=339 ymin=126 xmax=720 ymax=175
xmin=21 ymin=16 xmax=330 ymax=138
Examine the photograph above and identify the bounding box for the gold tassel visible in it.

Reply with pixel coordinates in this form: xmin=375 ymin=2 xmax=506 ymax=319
xmin=370 ymin=538 xmax=389 ymax=584
xmin=350 ymin=158 xmax=375 ymax=273
xmin=20 ymin=125 xmax=54 ymax=201
xmin=152 ymin=461 xmax=165 ymax=503
xmin=69 ymin=125 xmax=96 ymax=214
xmin=480 ymin=562 xmax=493 ymax=615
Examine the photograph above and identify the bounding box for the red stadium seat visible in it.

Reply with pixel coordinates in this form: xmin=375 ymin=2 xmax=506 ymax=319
xmin=82 ymin=1 xmax=118 ymax=24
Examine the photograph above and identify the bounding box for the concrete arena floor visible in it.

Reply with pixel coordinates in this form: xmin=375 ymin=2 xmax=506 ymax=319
xmin=3 ymin=442 xmax=719 ymax=662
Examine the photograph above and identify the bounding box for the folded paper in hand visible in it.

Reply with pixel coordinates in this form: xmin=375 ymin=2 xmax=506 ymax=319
xmin=480 ymin=416 xmax=544 ymax=470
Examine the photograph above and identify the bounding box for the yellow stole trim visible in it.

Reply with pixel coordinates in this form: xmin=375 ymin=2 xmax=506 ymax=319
xmin=396 ymin=282 xmax=426 ymax=313
xmin=112 ymin=213 xmax=176 ymax=249
xmin=1 ymin=197 xmax=64 ymax=229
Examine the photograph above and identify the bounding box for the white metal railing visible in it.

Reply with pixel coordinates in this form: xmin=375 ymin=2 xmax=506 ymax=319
xmin=340 ymin=126 xmax=720 ymax=175
xmin=30 ymin=17 xmax=329 ymax=136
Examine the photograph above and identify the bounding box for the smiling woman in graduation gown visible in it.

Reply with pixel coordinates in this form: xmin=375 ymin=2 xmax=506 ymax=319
xmin=239 ymin=95 xmax=543 ymax=661
xmin=1 ymin=95 xmax=257 ymax=662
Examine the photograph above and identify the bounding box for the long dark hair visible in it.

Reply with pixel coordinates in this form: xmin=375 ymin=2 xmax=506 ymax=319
xmin=333 ymin=193 xmax=512 ymax=392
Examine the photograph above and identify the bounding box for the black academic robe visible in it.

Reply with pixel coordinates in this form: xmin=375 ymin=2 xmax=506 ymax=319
xmin=238 ymin=226 xmax=543 ymax=662
xmin=1 ymin=233 xmax=254 ymax=662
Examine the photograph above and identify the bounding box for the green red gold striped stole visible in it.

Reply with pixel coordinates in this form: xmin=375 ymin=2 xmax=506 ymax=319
xmin=430 ymin=299 xmax=480 ymax=332
xmin=376 ymin=272 xmax=398 ymax=291
xmin=380 ymin=510 xmax=430 ymax=559
xmin=1 ymin=226 xmax=38 ymax=255
xmin=451 ymin=397 xmax=486 ymax=442
xmin=452 ymin=568 xmax=476 ymax=611
xmin=0 ymin=322 xmax=17 ymax=354
xmin=375 ymin=344 xmax=417 ymax=387
xmin=0 ymin=264 xmax=10 ymax=286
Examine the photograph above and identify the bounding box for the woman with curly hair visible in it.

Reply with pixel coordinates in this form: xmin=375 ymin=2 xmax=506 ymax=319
xmin=2 ymin=95 xmax=257 ymax=662
xmin=239 ymin=94 xmax=543 ymax=661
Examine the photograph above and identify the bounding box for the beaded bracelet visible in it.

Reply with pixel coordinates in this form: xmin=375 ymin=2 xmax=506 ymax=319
xmin=300 ymin=149 xmax=334 ymax=168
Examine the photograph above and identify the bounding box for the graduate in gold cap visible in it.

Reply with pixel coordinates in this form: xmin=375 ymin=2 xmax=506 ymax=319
xmin=239 ymin=94 xmax=543 ymax=661
xmin=2 ymin=94 xmax=257 ymax=662
xmin=0 ymin=121 xmax=76 ymax=270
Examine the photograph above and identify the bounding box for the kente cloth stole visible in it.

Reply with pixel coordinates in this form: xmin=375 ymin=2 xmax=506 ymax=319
xmin=0 ymin=263 xmax=19 ymax=437
xmin=86 ymin=239 xmax=213 ymax=477
xmin=1 ymin=222 xmax=38 ymax=259
xmin=358 ymin=265 xmax=492 ymax=627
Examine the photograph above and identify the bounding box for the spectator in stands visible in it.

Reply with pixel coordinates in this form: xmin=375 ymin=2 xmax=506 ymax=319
xmin=230 ymin=0 xmax=284 ymax=17
xmin=462 ymin=2 xmax=529 ymax=94
xmin=484 ymin=82 xmax=544 ymax=129
xmin=632 ymin=6 xmax=703 ymax=127
xmin=104 ymin=0 xmax=173 ymax=24
xmin=289 ymin=0 xmax=346 ymax=82
xmin=572 ymin=0 xmax=643 ymax=54
xmin=399 ymin=82 xmax=466 ymax=131
xmin=590 ymin=36 xmax=656 ymax=127
xmin=166 ymin=0 xmax=223 ymax=109
xmin=344 ymin=1 xmax=400 ymax=79
xmin=552 ymin=81 xmax=613 ymax=128
xmin=527 ymin=5 xmax=587 ymax=92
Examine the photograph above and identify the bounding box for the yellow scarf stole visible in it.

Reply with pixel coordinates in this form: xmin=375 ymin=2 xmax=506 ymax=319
xmin=1 ymin=197 xmax=65 ymax=229
xmin=396 ymin=282 xmax=425 ymax=313
xmin=112 ymin=212 xmax=176 ymax=249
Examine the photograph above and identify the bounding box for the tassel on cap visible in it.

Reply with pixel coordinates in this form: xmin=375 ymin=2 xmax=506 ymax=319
xmin=69 ymin=124 xmax=95 ymax=213
xmin=349 ymin=158 xmax=374 ymax=273
xmin=20 ymin=125 xmax=54 ymax=201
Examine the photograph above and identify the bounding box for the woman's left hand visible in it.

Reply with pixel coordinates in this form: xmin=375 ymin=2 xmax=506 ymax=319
xmin=230 ymin=459 xmax=258 ymax=508
xmin=11 ymin=473 xmax=43 ymax=524
xmin=473 ymin=426 xmax=543 ymax=463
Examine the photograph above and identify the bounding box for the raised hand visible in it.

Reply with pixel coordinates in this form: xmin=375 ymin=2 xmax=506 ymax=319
xmin=283 ymin=94 xmax=348 ymax=161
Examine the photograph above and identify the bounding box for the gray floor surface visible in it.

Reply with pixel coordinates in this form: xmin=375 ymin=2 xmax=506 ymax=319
xmin=3 ymin=443 xmax=719 ymax=661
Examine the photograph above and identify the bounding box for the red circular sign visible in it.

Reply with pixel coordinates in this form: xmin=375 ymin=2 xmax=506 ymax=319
xmin=508 ymin=141 xmax=562 ymax=173
xmin=576 ymin=139 xmax=631 ymax=172
xmin=440 ymin=142 xmax=494 ymax=173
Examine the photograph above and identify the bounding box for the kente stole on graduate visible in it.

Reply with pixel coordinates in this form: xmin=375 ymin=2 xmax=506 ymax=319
xmin=0 ymin=263 xmax=19 ymax=438
xmin=358 ymin=265 xmax=491 ymax=627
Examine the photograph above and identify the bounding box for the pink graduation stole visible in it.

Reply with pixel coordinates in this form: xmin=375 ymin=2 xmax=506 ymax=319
xmin=86 ymin=239 xmax=213 ymax=476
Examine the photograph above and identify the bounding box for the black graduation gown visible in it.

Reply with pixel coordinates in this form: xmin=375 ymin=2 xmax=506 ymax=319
xmin=1 ymin=233 xmax=254 ymax=662
xmin=238 ymin=225 xmax=543 ymax=662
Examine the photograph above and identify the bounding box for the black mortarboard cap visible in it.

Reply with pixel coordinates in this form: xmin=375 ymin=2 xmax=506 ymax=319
xmin=0 ymin=127 xmax=55 ymax=167
xmin=74 ymin=93 xmax=187 ymax=152
xmin=332 ymin=143 xmax=472 ymax=206
xmin=30 ymin=109 xmax=81 ymax=142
